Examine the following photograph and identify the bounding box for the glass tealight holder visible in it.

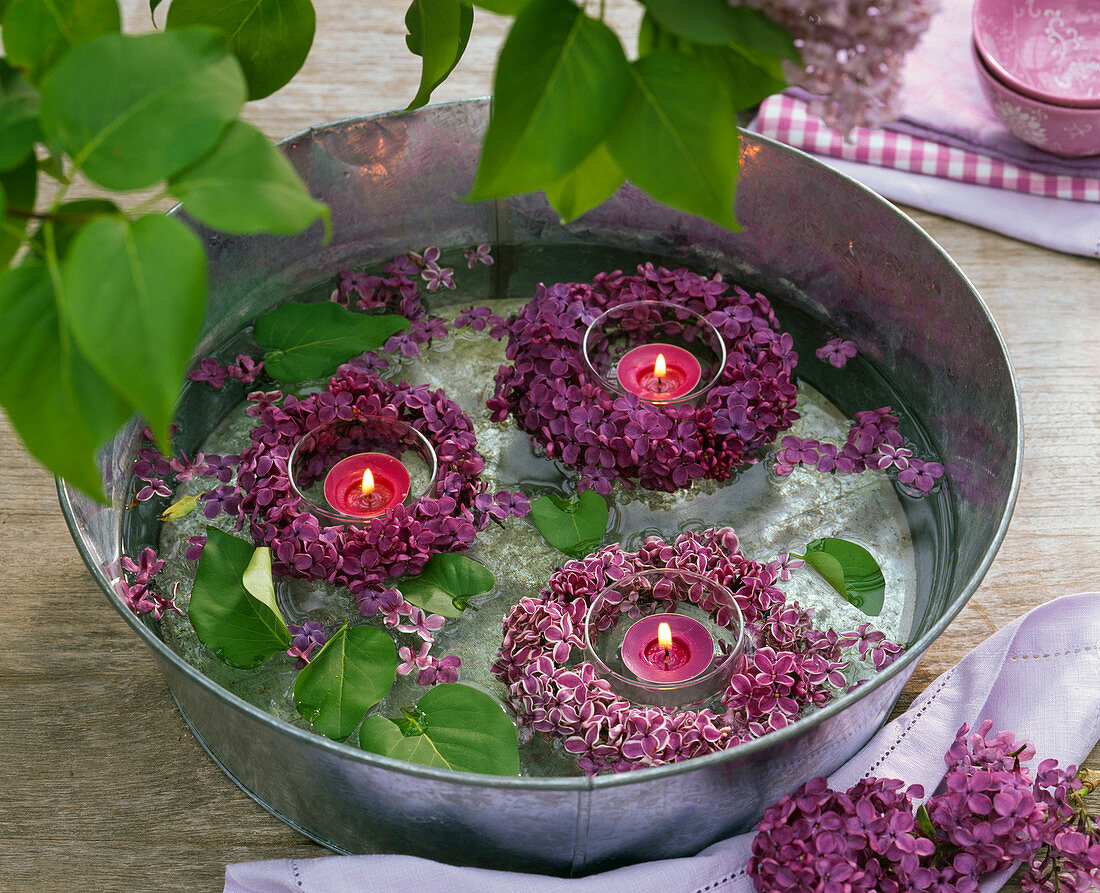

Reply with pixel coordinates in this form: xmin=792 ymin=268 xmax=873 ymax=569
xmin=581 ymin=300 xmax=727 ymax=405
xmin=583 ymin=568 xmax=745 ymax=709
xmin=288 ymin=416 xmax=438 ymax=525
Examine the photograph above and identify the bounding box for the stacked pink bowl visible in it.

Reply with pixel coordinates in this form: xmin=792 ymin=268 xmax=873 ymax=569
xmin=971 ymin=0 xmax=1100 ymax=156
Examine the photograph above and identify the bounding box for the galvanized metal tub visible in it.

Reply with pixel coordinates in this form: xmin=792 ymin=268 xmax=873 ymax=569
xmin=58 ymin=99 xmax=1021 ymax=876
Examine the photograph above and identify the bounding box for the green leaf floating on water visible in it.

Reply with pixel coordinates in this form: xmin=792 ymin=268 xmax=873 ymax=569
xmin=254 ymin=301 xmax=410 ymax=383
xmin=359 ymin=683 xmax=520 ymax=776
xmin=294 ymin=623 xmax=399 ymax=741
xmin=529 ymin=491 xmax=609 ymax=559
xmin=189 ymin=528 xmax=290 ymax=668
xmin=398 ymin=553 xmax=494 ymax=619
xmin=802 ymin=537 xmax=885 ymax=617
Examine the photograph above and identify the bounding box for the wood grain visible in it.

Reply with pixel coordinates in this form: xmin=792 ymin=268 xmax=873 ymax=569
xmin=2 ymin=2 xmax=1097 ymax=890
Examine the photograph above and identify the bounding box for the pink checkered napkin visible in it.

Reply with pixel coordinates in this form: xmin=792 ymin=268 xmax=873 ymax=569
xmin=754 ymin=94 xmax=1100 ymax=203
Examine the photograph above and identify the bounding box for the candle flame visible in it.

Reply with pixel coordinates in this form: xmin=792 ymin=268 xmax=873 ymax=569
xmin=657 ymin=621 xmax=672 ymax=650
xmin=361 ymin=468 xmax=375 ymax=496
xmin=654 ymin=352 xmax=667 ymax=381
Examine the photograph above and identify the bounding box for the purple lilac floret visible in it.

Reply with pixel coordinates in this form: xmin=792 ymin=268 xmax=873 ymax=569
xmin=286 ymin=621 xmax=327 ymax=668
xmin=816 ymin=337 xmax=858 ymax=368
xmin=464 ymin=242 xmax=494 ymax=268
xmin=748 ymin=720 xmax=1100 ymax=892
xmin=491 ymin=528 xmax=899 ymax=775
xmin=188 ymin=354 xmax=264 ymax=389
xmin=222 ymin=364 xmax=528 ymax=603
xmin=487 ymin=264 xmax=800 ymax=494
xmin=454 ymin=305 xmax=506 ymax=332
xmin=397 ymin=643 xmax=462 ymax=686
xmin=111 ymin=547 xmax=183 ymax=620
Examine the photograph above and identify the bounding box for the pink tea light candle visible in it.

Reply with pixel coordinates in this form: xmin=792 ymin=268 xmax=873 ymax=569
xmin=323 ymin=452 xmax=410 ymax=519
xmin=615 ymin=343 xmax=701 ymax=402
xmin=620 ymin=613 xmax=715 ymax=683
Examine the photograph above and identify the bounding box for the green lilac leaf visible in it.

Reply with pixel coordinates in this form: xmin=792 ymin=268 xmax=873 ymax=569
xmin=640 ymin=0 xmax=797 ymax=59
xmin=241 ymin=546 xmax=284 ymax=625
xmin=607 ymin=50 xmax=740 ymax=230
xmin=916 ymin=803 xmax=936 ymax=839
xmin=468 ymin=0 xmax=631 ymax=200
xmin=166 ymin=0 xmax=316 ymax=101
xmin=637 ymin=11 xmax=678 ymax=55
xmin=159 ymin=494 xmax=199 ymax=521
xmin=254 ymin=301 xmax=410 ymax=383
xmin=0 ymin=261 xmax=132 ymax=499
xmin=543 ymin=141 xmax=624 ymax=222
xmin=358 ymin=683 xmax=520 ymax=775
xmin=801 ymin=548 xmax=846 ymax=595
xmin=36 ymin=151 xmax=67 ymax=183
xmin=398 ymin=553 xmax=494 ymax=619
xmin=29 ymin=198 xmax=120 ymax=261
xmin=170 ymin=120 xmax=329 ymax=237
xmin=691 ymin=42 xmax=787 ymax=109
xmin=3 ymin=0 xmax=121 ymax=85
xmin=470 ymin=0 xmax=529 ymax=14
xmin=0 ymin=60 xmax=40 ymax=171
xmin=404 ymin=0 xmax=474 ymax=111
xmin=294 ymin=624 xmax=399 ymax=740
xmin=803 ymin=537 xmax=885 ymax=616
xmin=724 ymin=8 xmax=799 ymax=61
xmin=39 ymin=29 xmax=246 ymax=190
xmin=639 ymin=0 xmax=753 ymax=46
xmin=60 ymin=213 xmax=207 ymax=449
xmin=529 ymin=490 xmax=608 ymax=559
xmin=189 ymin=528 xmax=291 ymax=669
xmin=0 ymin=153 xmax=37 ymax=267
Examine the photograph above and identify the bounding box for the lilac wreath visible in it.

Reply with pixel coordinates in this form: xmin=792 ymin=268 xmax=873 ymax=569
xmin=491 ymin=528 xmax=902 ymax=775
xmin=486 ymin=264 xmax=800 ymax=494
xmin=228 ymin=361 xmax=525 ymax=610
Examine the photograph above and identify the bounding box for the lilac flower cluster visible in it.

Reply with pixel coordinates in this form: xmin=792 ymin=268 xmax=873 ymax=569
xmin=330 ymin=248 xmax=466 ymax=360
xmin=487 ymin=264 xmax=800 ymax=494
xmin=492 ymin=528 xmax=898 ymax=774
xmin=223 ymin=363 xmax=527 ymax=607
xmin=131 ymin=433 xmax=239 ymax=509
xmin=286 ymin=621 xmax=327 ymax=668
xmin=187 ymin=353 xmax=264 ymax=389
xmin=735 ymin=0 xmax=938 ymax=131
xmin=110 ymin=547 xmax=183 ymax=620
xmin=749 ymin=720 xmax=1100 ymax=892
xmin=775 ymin=406 xmax=945 ymax=494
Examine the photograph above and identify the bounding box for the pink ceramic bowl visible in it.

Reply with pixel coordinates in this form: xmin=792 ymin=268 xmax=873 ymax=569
xmin=971 ymin=40 xmax=1100 ymax=157
xmin=972 ymin=0 xmax=1100 ymax=108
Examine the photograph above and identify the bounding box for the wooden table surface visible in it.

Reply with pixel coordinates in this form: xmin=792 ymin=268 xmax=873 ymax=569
xmin=2 ymin=2 xmax=1097 ymax=890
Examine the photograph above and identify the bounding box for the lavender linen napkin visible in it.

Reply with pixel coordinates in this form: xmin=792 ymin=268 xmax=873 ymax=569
xmin=225 ymin=591 xmax=1100 ymax=893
